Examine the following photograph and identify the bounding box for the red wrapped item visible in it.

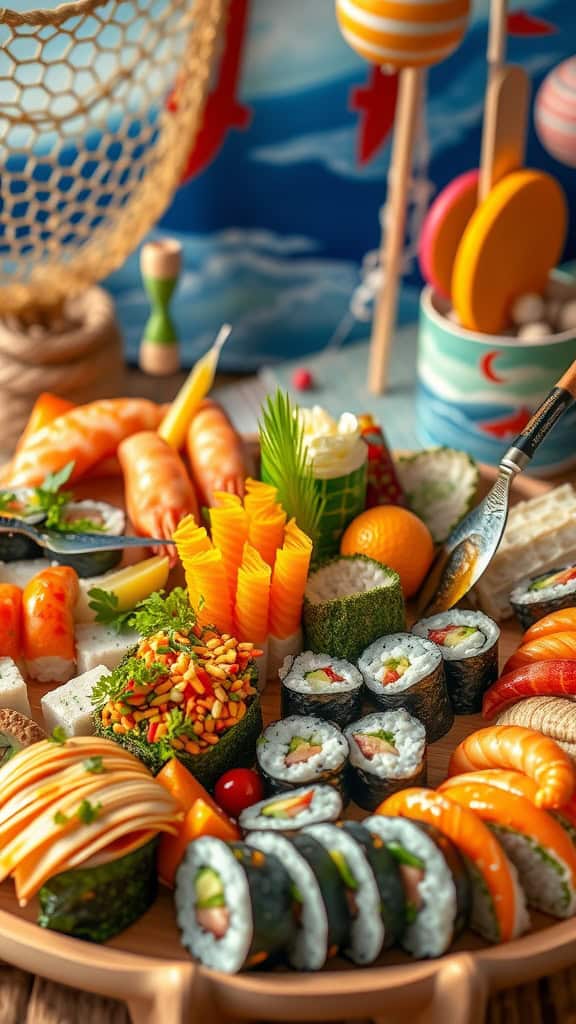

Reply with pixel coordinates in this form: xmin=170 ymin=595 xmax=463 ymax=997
xmin=358 ymin=414 xmax=405 ymax=508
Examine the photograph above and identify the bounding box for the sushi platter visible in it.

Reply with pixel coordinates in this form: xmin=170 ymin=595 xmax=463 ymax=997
xmin=1 ymin=381 xmax=576 ymax=1024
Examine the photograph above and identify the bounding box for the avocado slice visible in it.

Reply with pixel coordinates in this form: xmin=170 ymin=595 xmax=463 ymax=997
xmin=387 ymin=843 xmax=425 ymax=870
xmin=261 ymin=790 xmax=314 ymax=819
xmin=330 ymin=850 xmax=357 ymax=890
xmin=195 ymin=867 xmax=225 ymax=910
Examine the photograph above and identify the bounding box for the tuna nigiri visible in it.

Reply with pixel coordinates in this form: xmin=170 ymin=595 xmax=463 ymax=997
xmin=448 ymin=725 xmax=576 ymax=809
xmin=504 ymin=633 xmax=576 ymax=674
xmin=524 ymin=608 xmax=576 ymax=643
xmin=22 ymin=566 xmax=79 ymax=683
xmin=377 ymin=788 xmax=529 ymax=943
xmin=438 ymin=780 xmax=576 ymax=918
xmin=0 ymin=584 xmax=22 ymax=660
xmin=482 ymin=661 xmax=576 ymax=720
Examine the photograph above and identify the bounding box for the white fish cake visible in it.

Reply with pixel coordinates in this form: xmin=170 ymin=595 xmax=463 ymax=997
xmin=75 ymin=624 xmax=138 ymax=674
xmin=0 ymin=560 xmax=48 ymax=590
xmin=41 ymin=664 xmax=110 ymax=737
xmin=0 ymin=658 xmax=30 ymax=717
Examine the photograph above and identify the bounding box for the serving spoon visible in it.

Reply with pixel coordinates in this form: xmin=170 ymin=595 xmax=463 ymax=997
xmin=417 ymin=357 xmax=576 ymax=617
xmin=0 ymin=517 xmax=175 ymax=555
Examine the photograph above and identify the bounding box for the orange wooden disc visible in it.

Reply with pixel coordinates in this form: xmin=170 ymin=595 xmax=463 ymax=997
xmin=452 ymin=170 xmax=568 ymax=334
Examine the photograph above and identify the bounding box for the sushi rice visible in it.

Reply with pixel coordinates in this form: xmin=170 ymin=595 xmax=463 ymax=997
xmin=279 ymin=651 xmax=363 ymax=728
xmin=239 ymin=785 xmax=343 ymax=834
xmin=345 ymin=710 xmax=427 ymax=810
xmin=510 ymin=564 xmax=576 ymax=630
xmin=490 ymin=825 xmax=576 ymax=919
xmin=257 ymin=716 xmax=349 ymax=794
xmin=412 ymin=610 xmax=500 ymax=715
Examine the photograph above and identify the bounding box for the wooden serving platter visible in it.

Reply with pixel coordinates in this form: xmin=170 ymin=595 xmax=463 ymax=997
xmin=0 ymin=464 xmax=572 ymax=1024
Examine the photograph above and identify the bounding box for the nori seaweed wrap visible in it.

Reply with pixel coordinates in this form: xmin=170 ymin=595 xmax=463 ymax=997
xmin=0 ymin=489 xmax=45 ymax=561
xmin=256 ymin=716 xmax=349 ymax=800
xmin=344 ymin=710 xmax=427 ymax=811
xmin=412 ymin=610 xmax=500 ymax=714
xmin=279 ymin=651 xmax=363 ymax=728
xmin=38 ymin=838 xmax=158 ymax=942
xmin=510 ymin=564 xmax=576 ymax=631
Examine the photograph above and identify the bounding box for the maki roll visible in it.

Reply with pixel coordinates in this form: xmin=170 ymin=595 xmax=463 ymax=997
xmin=38 ymin=837 xmax=159 ymax=942
xmin=48 ymin=500 xmax=125 ymax=577
xmin=175 ymin=837 xmax=295 ymax=973
xmin=358 ymin=634 xmax=452 ymax=742
xmin=344 ymin=710 xmax=427 ymax=811
xmin=0 ymin=489 xmax=45 ymax=560
xmin=510 ymin=564 xmax=576 ymax=631
xmin=303 ymin=556 xmax=405 ymax=663
xmin=239 ymin=785 xmax=343 ymax=834
xmin=412 ymin=611 xmax=500 ymax=714
xmin=305 ymin=821 xmax=405 ymax=964
xmin=247 ymin=831 xmax=350 ymax=970
xmin=279 ymin=652 xmax=363 ymax=728
xmin=256 ymin=716 xmax=349 ymax=798
xmin=364 ymin=816 xmax=471 ymax=959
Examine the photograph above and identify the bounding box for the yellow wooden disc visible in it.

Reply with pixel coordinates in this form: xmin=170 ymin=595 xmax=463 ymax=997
xmin=452 ymin=170 xmax=567 ymax=334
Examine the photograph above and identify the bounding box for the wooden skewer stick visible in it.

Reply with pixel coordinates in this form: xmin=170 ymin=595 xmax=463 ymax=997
xmin=368 ymin=67 xmax=424 ymax=396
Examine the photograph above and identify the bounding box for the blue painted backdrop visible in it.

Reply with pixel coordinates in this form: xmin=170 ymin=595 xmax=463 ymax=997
xmin=105 ymin=0 xmax=576 ymax=370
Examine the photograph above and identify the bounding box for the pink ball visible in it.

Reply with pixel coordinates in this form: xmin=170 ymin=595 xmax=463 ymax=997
xmin=292 ymin=368 xmax=315 ymax=392
xmin=535 ymin=56 xmax=576 ymax=169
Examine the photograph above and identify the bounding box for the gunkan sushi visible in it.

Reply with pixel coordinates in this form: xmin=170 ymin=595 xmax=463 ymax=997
xmin=510 ymin=564 xmax=576 ymax=631
xmin=246 ymin=831 xmax=350 ymax=970
xmin=304 ymin=821 xmax=405 ymax=964
xmin=279 ymin=652 xmax=363 ymax=728
xmin=364 ymin=816 xmax=471 ymax=959
xmin=357 ymin=634 xmax=452 ymax=742
xmin=239 ymin=785 xmax=343 ymax=834
xmin=175 ymin=836 xmax=295 ymax=973
xmin=412 ymin=610 xmax=500 ymax=714
xmin=257 ymin=716 xmax=349 ymax=797
xmin=344 ymin=710 xmax=427 ymax=810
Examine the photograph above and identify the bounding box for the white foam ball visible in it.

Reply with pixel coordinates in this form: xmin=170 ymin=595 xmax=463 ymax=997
xmin=556 ymin=300 xmax=576 ymax=333
xmin=516 ymin=321 xmax=552 ymax=342
xmin=511 ymin=293 xmax=546 ymax=326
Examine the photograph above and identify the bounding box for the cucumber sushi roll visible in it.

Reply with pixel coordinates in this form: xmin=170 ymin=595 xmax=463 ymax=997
xmin=247 ymin=831 xmax=350 ymax=970
xmin=0 ymin=489 xmax=45 ymax=560
xmin=344 ymin=710 xmax=427 ymax=811
xmin=364 ymin=817 xmax=471 ymax=959
xmin=279 ymin=652 xmax=363 ymax=728
xmin=510 ymin=564 xmax=576 ymax=630
xmin=175 ymin=837 xmax=295 ymax=973
xmin=412 ymin=610 xmax=500 ymax=714
xmin=239 ymin=785 xmax=343 ymax=834
xmin=48 ymin=501 xmax=125 ymax=577
xmin=358 ymin=634 xmax=453 ymax=742
xmin=38 ymin=837 xmax=159 ymax=942
xmin=257 ymin=716 xmax=349 ymax=798
xmin=305 ymin=821 xmax=405 ymax=963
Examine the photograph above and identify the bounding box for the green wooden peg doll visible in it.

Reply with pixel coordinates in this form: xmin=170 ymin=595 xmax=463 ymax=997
xmin=139 ymin=238 xmax=182 ymax=375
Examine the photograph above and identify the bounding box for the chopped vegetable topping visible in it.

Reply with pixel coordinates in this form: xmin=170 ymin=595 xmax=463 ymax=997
xmin=380 ymin=656 xmax=410 ymax=685
xmin=530 ymin=565 xmax=576 ymax=591
xmin=428 ymin=624 xmax=479 ymax=648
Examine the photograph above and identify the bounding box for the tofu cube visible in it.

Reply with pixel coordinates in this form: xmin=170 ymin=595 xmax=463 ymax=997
xmin=0 ymin=658 xmax=30 ymax=716
xmin=41 ymin=665 xmax=110 ymax=737
xmin=75 ymin=624 xmax=138 ymax=675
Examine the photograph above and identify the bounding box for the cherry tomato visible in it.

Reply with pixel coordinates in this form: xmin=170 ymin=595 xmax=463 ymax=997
xmin=214 ymin=769 xmax=264 ymax=818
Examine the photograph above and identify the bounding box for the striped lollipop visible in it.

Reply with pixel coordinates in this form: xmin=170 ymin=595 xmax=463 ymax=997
xmin=335 ymin=0 xmax=470 ymax=70
xmin=535 ymin=56 xmax=576 ymax=169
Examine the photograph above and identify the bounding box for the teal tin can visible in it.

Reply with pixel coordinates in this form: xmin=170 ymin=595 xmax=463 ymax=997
xmin=416 ymin=280 xmax=576 ymax=474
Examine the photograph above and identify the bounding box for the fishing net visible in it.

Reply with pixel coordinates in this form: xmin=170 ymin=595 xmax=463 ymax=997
xmin=0 ymin=0 xmax=227 ymax=315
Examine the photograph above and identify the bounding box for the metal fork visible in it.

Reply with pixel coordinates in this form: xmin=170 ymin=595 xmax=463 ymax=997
xmin=0 ymin=516 xmax=175 ymax=554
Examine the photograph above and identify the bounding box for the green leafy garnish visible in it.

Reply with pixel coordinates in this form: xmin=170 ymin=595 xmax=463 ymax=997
xmin=54 ymin=810 xmax=69 ymax=826
xmin=33 ymin=462 xmax=75 ymax=529
xmin=87 ymin=589 xmax=137 ymax=634
xmin=83 ymin=756 xmax=105 ymax=774
xmin=259 ymin=389 xmax=324 ymax=545
xmin=77 ymin=799 xmax=102 ymax=824
xmin=130 ymin=587 xmax=197 ymax=638
xmin=47 ymin=726 xmax=68 ymax=745
xmin=91 ymin=657 xmax=166 ymax=710
xmin=0 ymin=492 xmax=18 ymax=513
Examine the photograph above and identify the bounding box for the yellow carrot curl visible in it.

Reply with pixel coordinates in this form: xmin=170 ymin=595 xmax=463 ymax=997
xmin=234 ymin=543 xmax=271 ymax=644
xmin=210 ymin=493 xmax=249 ymax=597
xmin=243 ymin=478 xmax=278 ymax=517
xmin=269 ymin=519 xmax=313 ymax=639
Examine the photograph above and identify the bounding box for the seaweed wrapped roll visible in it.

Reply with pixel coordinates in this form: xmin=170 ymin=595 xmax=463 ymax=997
xmin=239 ymin=785 xmax=343 ymax=834
xmin=279 ymin=652 xmax=363 ymax=728
xmin=305 ymin=821 xmax=405 ymax=963
xmin=412 ymin=610 xmax=500 ymax=714
xmin=257 ymin=716 xmax=349 ymax=798
xmin=358 ymin=634 xmax=452 ymax=742
xmin=0 ymin=489 xmax=45 ymax=560
xmin=510 ymin=564 xmax=576 ymax=631
xmin=363 ymin=817 xmax=471 ymax=959
xmin=175 ymin=837 xmax=295 ymax=973
xmin=247 ymin=831 xmax=350 ymax=970
xmin=344 ymin=710 xmax=427 ymax=810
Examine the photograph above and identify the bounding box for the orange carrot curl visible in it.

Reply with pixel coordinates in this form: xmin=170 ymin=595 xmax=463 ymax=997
xmin=234 ymin=543 xmax=271 ymax=644
xmin=210 ymin=493 xmax=249 ymax=597
xmin=269 ymin=519 xmax=313 ymax=639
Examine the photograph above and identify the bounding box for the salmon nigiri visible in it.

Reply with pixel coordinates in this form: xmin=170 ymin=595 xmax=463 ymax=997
xmin=377 ymin=788 xmax=529 ymax=943
xmin=22 ymin=566 xmax=79 ymax=683
xmin=504 ymin=632 xmax=576 ymax=674
xmin=524 ymin=608 xmax=576 ymax=643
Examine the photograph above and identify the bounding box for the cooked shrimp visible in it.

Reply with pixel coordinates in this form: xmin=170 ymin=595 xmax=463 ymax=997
xmin=118 ymin=431 xmax=199 ymax=565
xmin=448 ymin=725 xmax=575 ymax=809
xmin=5 ymin=399 xmax=165 ymax=487
xmin=186 ymin=400 xmax=247 ymax=507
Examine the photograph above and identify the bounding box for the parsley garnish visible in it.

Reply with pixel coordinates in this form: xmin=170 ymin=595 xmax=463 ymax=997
xmin=47 ymin=726 xmax=68 ymax=745
xmin=88 ymin=589 xmax=137 ymax=634
xmin=91 ymin=657 xmax=166 ymax=710
xmin=33 ymin=462 xmax=75 ymax=529
xmin=54 ymin=810 xmax=69 ymax=826
xmin=77 ymin=799 xmax=102 ymax=824
xmin=130 ymin=588 xmax=197 ymax=639
xmin=0 ymin=492 xmax=18 ymax=513
xmin=83 ymin=756 xmax=105 ymax=774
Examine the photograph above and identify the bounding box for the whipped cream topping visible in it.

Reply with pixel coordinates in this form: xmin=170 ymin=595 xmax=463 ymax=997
xmin=298 ymin=406 xmax=367 ymax=480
